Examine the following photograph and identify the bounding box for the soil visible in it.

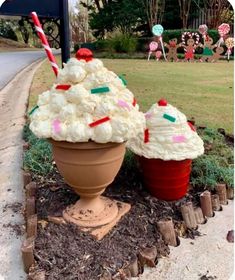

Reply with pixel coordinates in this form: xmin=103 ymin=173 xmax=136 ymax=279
xmin=2 ymin=222 xmax=24 ymax=237
xmin=31 ymin=164 xmax=199 ymax=280
xmin=3 ymin=202 xmax=23 ymax=213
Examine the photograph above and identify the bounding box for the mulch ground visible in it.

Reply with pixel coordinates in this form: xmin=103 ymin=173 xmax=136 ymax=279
xmin=30 ymin=163 xmax=199 ymax=280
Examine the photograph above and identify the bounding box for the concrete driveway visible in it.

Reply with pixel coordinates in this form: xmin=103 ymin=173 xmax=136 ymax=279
xmin=0 ymin=50 xmax=60 ymax=89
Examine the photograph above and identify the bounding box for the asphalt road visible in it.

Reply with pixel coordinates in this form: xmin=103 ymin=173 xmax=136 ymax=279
xmin=0 ymin=50 xmax=55 ymax=89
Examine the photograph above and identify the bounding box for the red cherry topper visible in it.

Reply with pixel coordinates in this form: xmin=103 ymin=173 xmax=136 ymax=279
xmin=76 ymin=48 xmax=93 ymax=62
xmin=158 ymin=99 xmax=167 ymax=106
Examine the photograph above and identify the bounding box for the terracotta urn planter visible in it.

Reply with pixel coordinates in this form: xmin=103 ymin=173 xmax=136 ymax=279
xmin=138 ymin=157 xmax=192 ymax=201
xmin=50 ymin=139 xmax=126 ymax=227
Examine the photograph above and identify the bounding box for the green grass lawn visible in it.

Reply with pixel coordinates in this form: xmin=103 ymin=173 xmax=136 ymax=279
xmin=29 ymin=58 xmax=234 ymax=133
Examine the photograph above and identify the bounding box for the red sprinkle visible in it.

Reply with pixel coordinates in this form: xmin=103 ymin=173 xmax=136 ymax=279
xmin=188 ymin=121 xmax=196 ymax=132
xmin=56 ymin=84 xmax=71 ymax=90
xmin=144 ymin=129 xmax=149 ymax=143
xmin=132 ymin=98 xmax=137 ymax=107
xmin=89 ymin=116 xmax=111 ymax=128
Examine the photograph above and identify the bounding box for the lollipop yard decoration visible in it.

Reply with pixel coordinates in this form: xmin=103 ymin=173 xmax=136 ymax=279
xmin=225 ymin=37 xmax=234 ymax=61
xmin=217 ymin=23 xmax=230 ymax=47
xmin=148 ymin=41 xmax=158 ymax=61
xmin=198 ymin=24 xmax=208 ymax=45
xmin=152 ymin=24 xmax=167 ymax=61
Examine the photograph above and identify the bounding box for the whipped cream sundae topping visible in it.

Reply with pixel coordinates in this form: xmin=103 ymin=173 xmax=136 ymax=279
xmin=127 ymin=99 xmax=204 ymax=160
xmin=30 ymin=49 xmax=145 ymax=143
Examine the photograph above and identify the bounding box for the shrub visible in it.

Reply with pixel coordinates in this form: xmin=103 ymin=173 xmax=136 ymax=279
xmin=23 ymin=125 xmax=54 ymax=176
xmin=0 ymin=20 xmax=18 ymax=41
xmin=190 ymin=155 xmax=234 ymax=189
xmin=191 ymin=128 xmax=234 ymax=189
xmin=108 ymin=34 xmax=137 ymax=53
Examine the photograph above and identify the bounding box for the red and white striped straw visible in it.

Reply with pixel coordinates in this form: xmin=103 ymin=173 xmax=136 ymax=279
xmin=31 ymin=11 xmax=59 ymax=76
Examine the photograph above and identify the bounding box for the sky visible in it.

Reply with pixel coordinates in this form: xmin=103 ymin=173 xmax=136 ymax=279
xmin=0 ymin=0 xmax=5 ymax=7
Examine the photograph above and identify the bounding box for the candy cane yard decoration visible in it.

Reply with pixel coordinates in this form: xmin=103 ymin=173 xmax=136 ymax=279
xmin=31 ymin=11 xmax=59 ymax=76
xmin=152 ymin=24 xmax=167 ymax=61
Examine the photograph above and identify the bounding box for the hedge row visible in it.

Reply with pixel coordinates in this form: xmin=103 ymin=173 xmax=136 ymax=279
xmin=74 ymin=29 xmax=221 ymax=54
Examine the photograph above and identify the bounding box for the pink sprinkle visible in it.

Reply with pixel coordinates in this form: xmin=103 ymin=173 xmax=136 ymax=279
xmin=52 ymin=119 xmax=61 ymax=134
xmin=145 ymin=112 xmax=153 ymax=119
xmin=172 ymin=135 xmax=186 ymax=143
xmin=117 ymin=100 xmax=130 ymax=110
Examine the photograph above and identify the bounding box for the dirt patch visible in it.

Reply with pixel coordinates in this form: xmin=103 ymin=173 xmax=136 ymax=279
xmin=2 ymin=223 xmax=24 ymax=237
xmin=31 ymin=165 xmax=202 ymax=280
xmin=3 ymin=202 xmax=22 ymax=214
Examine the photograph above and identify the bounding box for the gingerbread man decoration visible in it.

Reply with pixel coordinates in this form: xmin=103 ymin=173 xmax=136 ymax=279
xmin=207 ymin=46 xmax=224 ymax=62
xmin=164 ymin=38 xmax=180 ymax=62
xmin=181 ymin=38 xmax=197 ymax=62
xmin=200 ymin=36 xmax=217 ymax=62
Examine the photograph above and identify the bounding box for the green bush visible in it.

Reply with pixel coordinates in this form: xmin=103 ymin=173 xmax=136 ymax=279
xmin=23 ymin=125 xmax=54 ymax=176
xmin=191 ymin=128 xmax=234 ymax=189
xmin=0 ymin=20 xmax=18 ymax=41
xmin=108 ymin=34 xmax=137 ymax=53
xmin=191 ymin=155 xmax=234 ymax=189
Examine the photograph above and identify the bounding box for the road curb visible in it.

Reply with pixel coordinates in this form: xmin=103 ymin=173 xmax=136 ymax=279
xmin=0 ymin=58 xmax=45 ymax=280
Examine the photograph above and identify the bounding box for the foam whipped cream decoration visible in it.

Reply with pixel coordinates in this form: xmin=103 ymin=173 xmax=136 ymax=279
xmin=127 ymin=99 xmax=204 ymax=160
xmin=30 ymin=48 xmax=145 ymax=143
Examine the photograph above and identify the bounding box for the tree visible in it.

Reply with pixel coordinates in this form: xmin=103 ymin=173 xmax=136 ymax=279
xmin=144 ymin=0 xmax=166 ymax=30
xmin=0 ymin=19 xmax=18 ymax=41
xmin=70 ymin=0 xmax=91 ymax=43
xmin=89 ymin=0 xmax=146 ymax=38
xmin=18 ymin=19 xmax=30 ymax=44
xmin=178 ymin=0 xmax=192 ymax=28
xmin=203 ymin=0 xmax=233 ymax=28
xmin=162 ymin=0 xmax=181 ymax=29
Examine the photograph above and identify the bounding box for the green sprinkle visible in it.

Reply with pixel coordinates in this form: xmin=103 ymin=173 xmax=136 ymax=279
xmin=29 ymin=105 xmax=39 ymax=116
xmin=118 ymin=75 xmax=127 ymax=86
xmin=91 ymin=87 xmax=110 ymax=94
xmin=163 ymin=113 xmax=176 ymax=122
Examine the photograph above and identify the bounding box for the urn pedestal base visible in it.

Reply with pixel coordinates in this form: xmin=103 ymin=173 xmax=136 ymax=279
xmin=49 ymin=139 xmax=131 ymax=240
xmin=63 ymin=196 xmax=119 ymax=227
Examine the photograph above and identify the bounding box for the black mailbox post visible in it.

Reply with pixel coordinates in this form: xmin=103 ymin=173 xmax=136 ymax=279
xmin=0 ymin=0 xmax=70 ymax=64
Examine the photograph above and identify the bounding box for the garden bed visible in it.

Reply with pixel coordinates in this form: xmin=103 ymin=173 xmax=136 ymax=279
xmin=23 ymin=126 xmax=233 ymax=279
xmin=29 ymin=165 xmax=183 ymax=280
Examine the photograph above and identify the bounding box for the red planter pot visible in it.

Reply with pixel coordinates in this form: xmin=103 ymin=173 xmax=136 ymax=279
xmin=138 ymin=157 xmax=192 ymax=201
